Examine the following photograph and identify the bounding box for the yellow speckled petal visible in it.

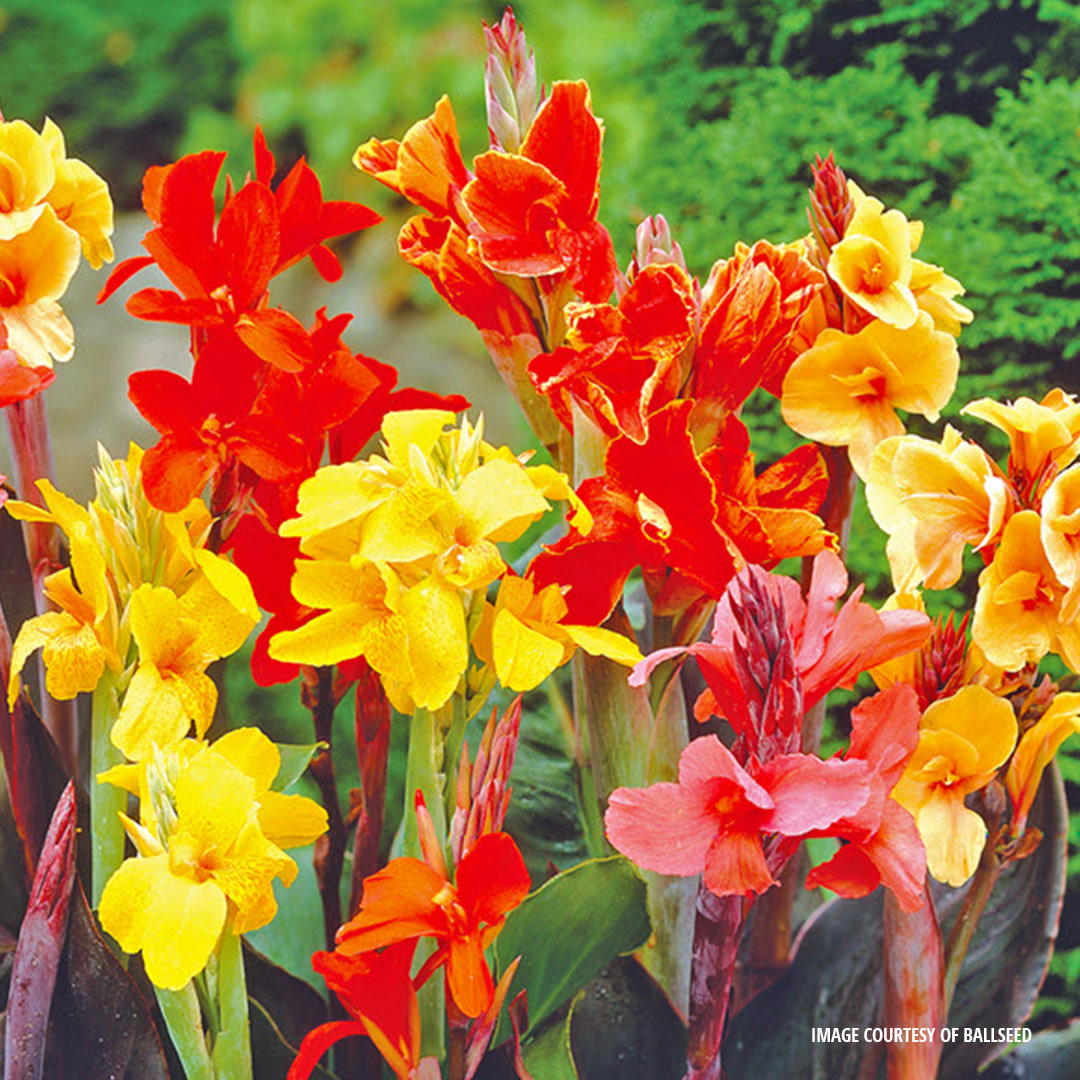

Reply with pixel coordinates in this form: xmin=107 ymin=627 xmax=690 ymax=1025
xmin=193 ymin=549 xmax=259 ymax=622
xmin=112 ymin=665 xmax=191 ymax=759
xmin=457 ymin=458 xmax=551 ymax=543
xmin=212 ymin=727 xmax=280 ymax=793
xmin=382 ymin=409 xmax=455 ymax=471
xmin=403 ymin=577 xmax=467 ymax=710
xmin=563 ymin=624 xmax=644 ymax=667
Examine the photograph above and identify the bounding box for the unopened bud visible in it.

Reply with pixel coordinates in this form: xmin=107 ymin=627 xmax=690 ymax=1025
xmin=484 ymin=7 xmax=540 ymax=152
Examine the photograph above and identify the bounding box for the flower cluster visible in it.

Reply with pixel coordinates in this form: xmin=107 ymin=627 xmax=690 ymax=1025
xmin=0 ymin=115 xmax=113 ymax=403
xmin=268 ymin=408 xmax=640 ymax=712
xmin=780 ymin=162 xmax=968 ymax=477
xmin=6 ymin=445 xmax=257 ymax=758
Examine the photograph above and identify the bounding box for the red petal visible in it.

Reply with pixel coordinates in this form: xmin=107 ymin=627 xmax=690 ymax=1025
xmin=126 ymin=288 xmax=222 ymax=327
xmin=96 ymin=255 xmax=156 ymax=305
xmin=703 ymin=828 xmax=775 ymax=897
xmin=287 ymin=1021 xmax=368 ymax=1080
xmin=128 ymin=369 xmax=202 ymax=435
xmin=234 ymin=308 xmax=314 ymax=372
xmin=455 ymin=832 xmax=530 ymax=926
xmin=217 ymin=181 xmax=280 ymax=311
xmin=253 ymin=126 xmax=275 ymax=186
xmin=757 ymin=754 xmax=870 ymax=837
xmin=140 ymin=435 xmax=217 ymax=512
xmin=447 ymin=932 xmax=496 ymax=1018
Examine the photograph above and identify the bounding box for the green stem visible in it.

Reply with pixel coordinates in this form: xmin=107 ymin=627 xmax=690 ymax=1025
xmin=210 ymin=927 xmax=253 ymax=1080
xmin=91 ymin=669 xmax=125 ymax=906
xmin=156 ymin=982 xmax=214 ymax=1080
xmin=403 ymin=706 xmax=447 ymax=860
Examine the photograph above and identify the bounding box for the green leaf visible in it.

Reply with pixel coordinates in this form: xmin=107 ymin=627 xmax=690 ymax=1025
xmin=272 ymin=743 xmax=326 ymax=792
xmin=494 ymin=856 xmax=651 ymax=1037
xmin=983 ymin=1020 xmax=1080 ymax=1079
xmin=249 ymin=998 xmax=339 ymax=1080
xmin=521 ymin=998 xmax=580 ymax=1080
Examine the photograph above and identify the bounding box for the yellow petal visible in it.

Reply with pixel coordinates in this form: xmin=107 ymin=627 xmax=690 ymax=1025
xmin=492 ymin=609 xmax=567 ymax=692
xmin=212 ymin=727 xmax=281 ymax=793
xmin=193 ymin=549 xmax=260 ymax=622
xmin=563 ymin=624 xmax=644 ymax=667
xmin=402 ymin=577 xmax=467 ymax=710
xmin=112 ymin=666 xmax=192 ymax=759
xmin=381 ymin=409 xmax=455 ymax=471
xmin=257 ymin=791 xmax=329 ymax=849
xmin=456 ymin=458 xmax=550 ymax=543
xmin=918 ymin=788 xmax=986 ymax=887
xmin=99 ymin=855 xmax=227 ymax=990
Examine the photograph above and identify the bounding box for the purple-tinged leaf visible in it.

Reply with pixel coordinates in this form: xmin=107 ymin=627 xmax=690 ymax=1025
xmin=4 ymin=781 xmax=76 ymax=1080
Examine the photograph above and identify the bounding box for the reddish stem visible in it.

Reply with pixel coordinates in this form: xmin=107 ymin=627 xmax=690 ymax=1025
xmin=3 ymin=395 xmax=77 ymax=774
xmin=348 ymin=667 xmax=391 ymax=917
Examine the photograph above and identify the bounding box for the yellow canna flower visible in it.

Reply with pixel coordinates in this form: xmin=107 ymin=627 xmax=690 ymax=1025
xmin=8 ymin=523 xmax=122 ymax=706
xmin=110 ymin=584 xmax=252 ymax=760
xmin=472 ymin=574 xmax=643 ymax=692
xmin=5 ymin=446 xmax=257 ymax=718
xmin=963 ymin=389 xmax=1080 ymax=491
xmin=893 ymin=685 xmax=1017 ymax=886
xmin=827 ymin=195 xmax=918 ymax=328
xmin=0 ymin=203 xmax=80 ymax=366
xmin=865 ymin=426 xmax=1013 ymax=591
xmin=780 ymin=312 xmax=958 ymax=478
xmin=0 ymin=118 xmax=56 ymax=240
xmin=973 ymin=510 xmax=1080 ymax=672
xmin=99 ymin=729 xmax=328 ymax=989
xmin=271 ymin=410 xmax=585 ymax=711
xmin=1006 ymin=691 xmax=1080 ymax=831
xmin=39 ymin=117 xmax=114 ymax=269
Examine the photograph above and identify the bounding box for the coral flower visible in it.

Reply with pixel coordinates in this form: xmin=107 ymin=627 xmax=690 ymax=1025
xmin=336 ymin=831 xmax=531 ymax=1018
xmin=893 ymin=685 xmax=1017 ymax=886
xmin=605 ymin=734 xmax=870 ymax=898
xmin=781 ymin=312 xmax=958 ymax=478
xmin=1041 ymin=465 xmax=1080 ymax=606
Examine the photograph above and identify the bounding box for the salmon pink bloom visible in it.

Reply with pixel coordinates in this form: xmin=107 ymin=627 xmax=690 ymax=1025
xmin=606 ymin=733 xmax=871 ymax=898
xmin=335 ymin=830 xmax=530 ymax=1018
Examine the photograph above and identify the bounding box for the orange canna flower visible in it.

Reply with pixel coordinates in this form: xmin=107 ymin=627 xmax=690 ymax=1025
xmin=1006 ymin=691 xmax=1080 ymax=832
xmin=0 ymin=204 xmax=81 ymax=367
xmin=865 ymin=426 xmax=1013 ymax=591
xmin=780 ymin=312 xmax=958 ymax=478
xmin=336 ymin=829 xmax=530 ymax=1018
xmin=1041 ymin=464 xmax=1080 ymax=615
xmin=972 ymin=510 xmax=1080 ymax=672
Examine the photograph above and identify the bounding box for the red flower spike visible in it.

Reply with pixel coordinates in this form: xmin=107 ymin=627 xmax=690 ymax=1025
xmin=336 ymin=832 xmax=530 ymax=1018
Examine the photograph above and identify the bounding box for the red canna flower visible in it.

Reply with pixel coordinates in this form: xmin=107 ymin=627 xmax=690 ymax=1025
xmin=288 ymin=941 xmax=421 ymax=1080
xmin=0 ymin=319 xmax=55 ymax=407
xmin=336 ymin=828 xmax=530 ymax=1019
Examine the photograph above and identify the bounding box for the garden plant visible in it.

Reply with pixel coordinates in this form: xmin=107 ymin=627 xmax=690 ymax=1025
xmin=1 ymin=7 xmax=1078 ymax=1080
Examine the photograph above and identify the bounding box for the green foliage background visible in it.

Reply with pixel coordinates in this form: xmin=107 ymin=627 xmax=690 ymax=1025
xmin=5 ymin=0 xmax=1080 ymax=1037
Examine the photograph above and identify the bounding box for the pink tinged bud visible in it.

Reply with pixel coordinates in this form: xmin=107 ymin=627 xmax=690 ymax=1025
xmin=807 ymin=151 xmax=855 ymax=258
xmin=619 ymin=215 xmax=688 ymax=299
xmin=414 ymin=790 xmax=448 ymax=879
xmin=484 ymin=7 xmax=539 ymax=152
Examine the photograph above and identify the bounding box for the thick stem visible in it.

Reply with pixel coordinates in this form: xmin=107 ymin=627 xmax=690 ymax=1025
xmin=685 ymin=886 xmax=745 ymax=1080
xmin=445 ymin=992 xmax=469 ymax=1080
xmin=90 ymin=670 xmax=126 ymax=907
xmin=3 ymin=395 xmax=77 ymax=774
xmin=305 ymin=666 xmax=346 ymax=950
xmin=156 ymin=982 xmax=214 ymax=1080
xmin=210 ymin=926 xmax=253 ymax=1080
xmin=883 ymin=887 xmax=944 ymax=1080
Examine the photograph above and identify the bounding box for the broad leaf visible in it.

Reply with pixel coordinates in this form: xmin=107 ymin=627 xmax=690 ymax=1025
xmin=494 ymin=856 xmax=651 ymax=1037
xmin=983 ymin=1020 xmax=1080 ymax=1078
xmin=522 ymin=998 xmax=580 ymax=1080
xmin=273 ymin=742 xmax=326 ymax=792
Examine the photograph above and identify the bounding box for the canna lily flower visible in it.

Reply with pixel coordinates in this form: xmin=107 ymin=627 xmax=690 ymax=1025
xmin=335 ymin=829 xmax=531 ymax=1018
xmin=110 ymin=583 xmax=253 ymax=760
xmin=288 ymin=943 xmax=423 ymax=1080
xmin=1006 ymin=691 xmax=1080 ymax=832
xmin=38 ymin=117 xmax=115 ymax=268
xmin=529 ymin=400 xmax=832 ymax=627
xmin=269 ymin=409 xmax=582 ymax=711
xmin=972 ymin=510 xmax=1080 ymax=672
xmin=804 ymin=684 xmax=926 ymax=912
xmin=0 ymin=320 xmax=55 ymax=406
xmin=865 ymin=426 xmax=1013 ymax=591
xmin=1040 ymin=465 xmax=1080 ymax=610
xmin=0 ymin=204 xmax=81 ymax=367
xmin=963 ymin=389 xmax=1080 ymax=497
xmin=631 ymin=550 xmax=931 ymax=730
xmin=893 ymin=685 xmax=1017 ymax=886
xmin=471 ymin=573 xmax=643 ymax=692
xmin=909 ymin=258 xmax=973 ymax=336
xmin=7 ymin=522 xmax=121 ymax=707
xmin=527 ymin=262 xmax=694 ymax=444
xmin=98 ymin=731 xmax=328 ymax=989
xmin=827 ymin=195 xmax=918 ymax=329
xmin=605 ymin=733 xmax=871 ymax=898
xmin=780 ymin=312 xmax=959 ymax=478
